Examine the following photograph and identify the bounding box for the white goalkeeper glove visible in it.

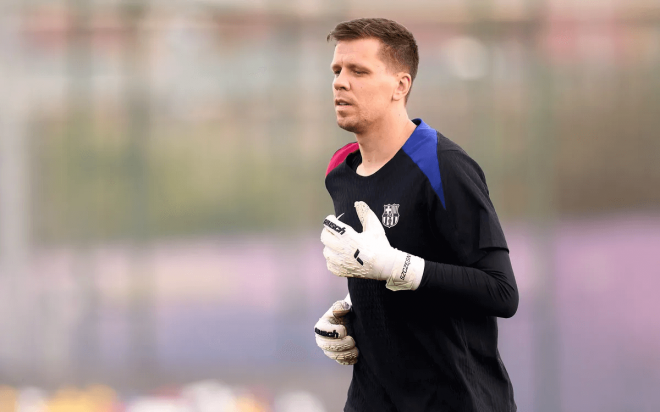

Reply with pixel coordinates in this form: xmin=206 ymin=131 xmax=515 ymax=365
xmin=321 ymin=201 xmax=424 ymax=291
xmin=314 ymin=296 xmax=358 ymax=365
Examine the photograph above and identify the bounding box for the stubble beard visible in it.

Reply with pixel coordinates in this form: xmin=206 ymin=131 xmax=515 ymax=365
xmin=336 ymin=114 xmax=366 ymax=135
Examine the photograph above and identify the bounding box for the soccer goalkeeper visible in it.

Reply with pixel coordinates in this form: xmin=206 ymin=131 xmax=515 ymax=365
xmin=314 ymin=18 xmax=519 ymax=412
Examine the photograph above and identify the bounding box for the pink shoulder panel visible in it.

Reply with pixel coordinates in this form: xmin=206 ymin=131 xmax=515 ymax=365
xmin=325 ymin=142 xmax=359 ymax=176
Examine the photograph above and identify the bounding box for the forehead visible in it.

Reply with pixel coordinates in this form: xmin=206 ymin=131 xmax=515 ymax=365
xmin=331 ymin=38 xmax=386 ymax=67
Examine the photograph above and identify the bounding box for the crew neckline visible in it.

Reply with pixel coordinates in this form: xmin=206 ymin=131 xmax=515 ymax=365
xmin=347 ymin=118 xmax=427 ymax=179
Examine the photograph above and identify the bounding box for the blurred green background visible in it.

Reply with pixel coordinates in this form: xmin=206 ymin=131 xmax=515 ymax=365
xmin=0 ymin=0 xmax=659 ymax=411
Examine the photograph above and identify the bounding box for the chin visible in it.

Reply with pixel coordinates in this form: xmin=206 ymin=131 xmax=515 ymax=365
xmin=336 ymin=116 xmax=364 ymax=134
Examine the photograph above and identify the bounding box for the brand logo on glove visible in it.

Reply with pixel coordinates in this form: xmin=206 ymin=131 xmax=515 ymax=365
xmin=400 ymin=254 xmax=411 ymax=280
xmin=315 ymin=327 xmax=339 ymax=338
xmin=324 ymin=218 xmax=346 ymax=235
xmin=354 ymin=249 xmax=364 ymax=266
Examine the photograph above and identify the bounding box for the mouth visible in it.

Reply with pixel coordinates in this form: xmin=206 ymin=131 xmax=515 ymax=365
xmin=335 ymin=99 xmax=352 ymax=107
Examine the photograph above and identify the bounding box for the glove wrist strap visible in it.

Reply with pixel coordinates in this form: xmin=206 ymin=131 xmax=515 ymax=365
xmin=385 ymin=250 xmax=425 ymax=291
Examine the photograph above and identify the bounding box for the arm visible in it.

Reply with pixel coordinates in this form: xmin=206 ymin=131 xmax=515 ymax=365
xmin=417 ymin=148 xmax=516 ymax=317
xmin=321 ymin=204 xmax=518 ymax=318
xmin=419 ymin=248 xmax=518 ymax=318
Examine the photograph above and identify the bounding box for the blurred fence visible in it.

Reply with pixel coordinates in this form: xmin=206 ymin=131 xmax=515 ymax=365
xmin=1 ymin=1 xmax=660 ymax=411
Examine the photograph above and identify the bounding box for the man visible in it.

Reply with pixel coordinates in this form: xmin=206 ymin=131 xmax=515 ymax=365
xmin=314 ymin=18 xmax=519 ymax=412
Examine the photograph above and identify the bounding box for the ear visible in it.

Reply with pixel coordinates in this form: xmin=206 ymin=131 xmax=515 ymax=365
xmin=392 ymin=72 xmax=412 ymax=102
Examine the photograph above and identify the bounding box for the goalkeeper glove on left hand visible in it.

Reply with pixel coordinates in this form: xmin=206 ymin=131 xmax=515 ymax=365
xmin=314 ymin=298 xmax=358 ymax=365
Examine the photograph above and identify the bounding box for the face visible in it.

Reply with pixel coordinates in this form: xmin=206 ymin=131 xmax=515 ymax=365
xmin=330 ymin=38 xmax=405 ymax=134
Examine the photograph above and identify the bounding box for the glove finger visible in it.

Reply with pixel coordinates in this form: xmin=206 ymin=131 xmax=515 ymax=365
xmin=315 ymin=334 xmax=356 ymax=352
xmin=337 ymin=355 xmax=358 ymax=366
xmin=321 ymin=227 xmax=346 ymax=251
xmin=322 ymin=245 xmax=336 ymax=262
xmin=322 ymin=247 xmax=348 ymax=277
xmin=331 ymin=300 xmax=352 ymax=318
xmin=319 ymin=305 xmax=346 ymax=325
xmin=322 ymin=215 xmax=355 ymax=240
xmin=328 ymin=261 xmax=352 ymax=278
xmin=354 ymin=201 xmax=386 ymax=237
xmin=325 ymin=259 xmax=336 ymax=275
xmin=323 ymin=347 xmax=359 ymax=365
xmin=323 ymin=250 xmax=341 ymax=276
xmin=324 ymin=245 xmax=349 ymax=266
xmin=314 ymin=317 xmax=347 ymax=338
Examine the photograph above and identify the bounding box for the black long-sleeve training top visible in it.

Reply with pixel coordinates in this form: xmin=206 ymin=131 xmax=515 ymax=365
xmin=325 ymin=118 xmax=518 ymax=412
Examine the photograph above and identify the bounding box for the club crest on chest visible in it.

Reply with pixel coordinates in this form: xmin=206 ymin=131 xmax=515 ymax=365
xmin=382 ymin=204 xmax=400 ymax=228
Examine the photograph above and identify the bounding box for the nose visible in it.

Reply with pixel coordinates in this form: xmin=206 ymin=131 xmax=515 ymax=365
xmin=333 ymin=70 xmax=349 ymax=91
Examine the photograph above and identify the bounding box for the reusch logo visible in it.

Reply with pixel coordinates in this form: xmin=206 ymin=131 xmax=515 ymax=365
xmin=324 ymin=219 xmax=346 ymax=235
xmin=315 ymin=327 xmax=339 ymax=338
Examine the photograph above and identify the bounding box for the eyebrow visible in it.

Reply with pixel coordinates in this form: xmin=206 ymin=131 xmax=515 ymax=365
xmin=330 ymin=62 xmax=371 ymax=72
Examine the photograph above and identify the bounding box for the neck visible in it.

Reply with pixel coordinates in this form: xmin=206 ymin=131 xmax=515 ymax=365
xmin=355 ymin=109 xmax=416 ymax=176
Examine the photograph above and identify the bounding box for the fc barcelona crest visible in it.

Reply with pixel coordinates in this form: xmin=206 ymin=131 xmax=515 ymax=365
xmin=382 ymin=204 xmax=400 ymax=228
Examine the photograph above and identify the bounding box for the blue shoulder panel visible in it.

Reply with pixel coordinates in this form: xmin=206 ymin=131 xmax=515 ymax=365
xmin=402 ymin=119 xmax=446 ymax=209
